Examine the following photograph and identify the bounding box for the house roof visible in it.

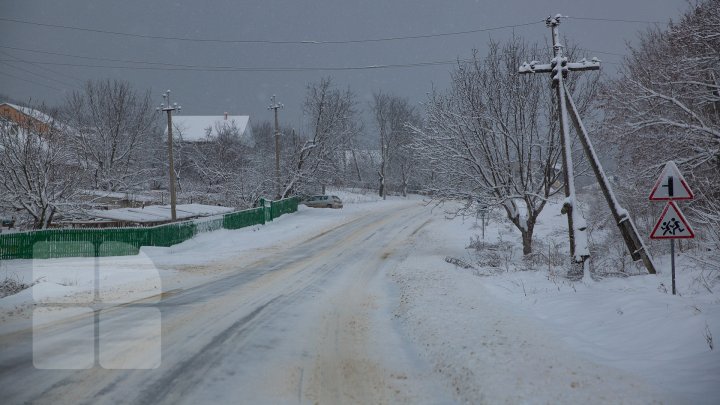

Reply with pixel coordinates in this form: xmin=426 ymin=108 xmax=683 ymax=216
xmin=88 ymin=203 xmax=234 ymax=223
xmin=170 ymin=115 xmax=251 ymax=143
xmin=0 ymin=102 xmax=53 ymax=124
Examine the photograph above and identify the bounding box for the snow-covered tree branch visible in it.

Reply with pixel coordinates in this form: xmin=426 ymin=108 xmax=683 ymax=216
xmin=602 ymin=0 xmax=720 ymax=244
xmin=0 ymin=107 xmax=80 ymax=228
xmin=411 ymin=38 xmax=599 ymax=255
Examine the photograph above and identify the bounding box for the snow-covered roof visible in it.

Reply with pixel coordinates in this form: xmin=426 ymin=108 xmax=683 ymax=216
xmin=170 ymin=115 xmax=252 ymax=143
xmin=88 ymin=204 xmax=234 ymax=223
xmin=0 ymin=102 xmax=53 ymax=124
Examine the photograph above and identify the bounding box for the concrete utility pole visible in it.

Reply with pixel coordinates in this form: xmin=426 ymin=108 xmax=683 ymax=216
xmin=268 ymin=95 xmax=283 ymax=200
xmin=520 ymin=15 xmax=593 ymax=272
xmin=519 ymin=15 xmax=657 ymax=275
xmin=158 ymin=90 xmax=181 ymax=221
xmin=564 ymin=81 xmax=658 ymax=274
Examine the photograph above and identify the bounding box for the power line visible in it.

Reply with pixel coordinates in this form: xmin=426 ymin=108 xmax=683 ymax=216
xmin=1 ymin=42 xmax=626 ymax=75
xmin=0 ymin=57 xmax=469 ymax=72
xmin=578 ymin=48 xmax=625 ymax=57
xmin=0 ymin=44 xmax=468 ymax=70
xmin=0 ymin=51 xmax=80 ymax=89
xmin=567 ymin=16 xmax=665 ymax=24
xmin=0 ymin=69 xmax=64 ymax=91
xmin=0 ymin=45 xmax=199 ymax=68
xmin=0 ymin=60 xmax=74 ymax=89
xmin=0 ymin=16 xmax=542 ymax=45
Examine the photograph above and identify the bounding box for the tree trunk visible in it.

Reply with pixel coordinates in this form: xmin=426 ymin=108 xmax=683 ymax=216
xmin=521 ymin=230 xmax=533 ymax=255
xmin=378 ymin=170 xmax=384 ymax=198
xmin=351 ymin=149 xmax=362 ymax=182
xmin=521 ymin=220 xmax=536 ymax=255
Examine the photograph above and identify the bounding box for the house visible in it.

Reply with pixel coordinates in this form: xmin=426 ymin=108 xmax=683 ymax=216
xmin=170 ymin=113 xmax=254 ymax=146
xmin=0 ymin=102 xmax=53 ymax=134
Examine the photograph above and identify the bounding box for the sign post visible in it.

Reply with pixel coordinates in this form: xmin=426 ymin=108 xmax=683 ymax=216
xmin=477 ymin=203 xmax=488 ymax=241
xmin=649 ymin=162 xmax=695 ymax=295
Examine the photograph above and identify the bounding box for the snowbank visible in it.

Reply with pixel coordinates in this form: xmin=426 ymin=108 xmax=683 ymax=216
xmin=391 ymin=198 xmax=719 ymax=403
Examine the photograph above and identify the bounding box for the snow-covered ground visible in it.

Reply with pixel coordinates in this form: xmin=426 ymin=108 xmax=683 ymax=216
xmin=1 ymin=190 xmax=718 ymax=403
xmin=391 ymin=197 xmax=720 ymax=403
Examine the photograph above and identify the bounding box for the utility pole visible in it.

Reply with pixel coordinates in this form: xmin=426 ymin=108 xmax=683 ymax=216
xmin=564 ymin=85 xmax=657 ymax=274
xmin=158 ymin=90 xmax=181 ymax=221
xmin=519 ymin=15 xmax=657 ymax=275
xmin=520 ymin=15 xmax=592 ymax=273
xmin=268 ymin=95 xmax=283 ymax=200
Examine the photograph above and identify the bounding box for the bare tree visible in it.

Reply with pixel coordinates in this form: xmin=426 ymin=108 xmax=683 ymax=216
xmin=282 ymin=77 xmax=360 ymax=197
xmin=372 ymin=92 xmax=421 ymax=198
xmin=602 ymin=0 xmax=720 ymax=247
xmin=169 ymin=120 xmax=266 ymax=208
xmin=0 ymin=106 xmax=80 ymax=229
xmin=411 ymin=39 xmax=599 ymax=255
xmin=62 ymin=79 xmax=160 ymax=192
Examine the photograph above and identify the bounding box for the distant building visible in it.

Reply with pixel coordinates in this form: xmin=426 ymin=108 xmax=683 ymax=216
xmin=0 ymin=102 xmax=53 ymax=134
xmin=170 ymin=113 xmax=254 ymax=146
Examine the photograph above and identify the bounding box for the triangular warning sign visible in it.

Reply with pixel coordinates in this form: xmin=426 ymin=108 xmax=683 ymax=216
xmin=649 ymin=161 xmax=694 ymax=201
xmin=650 ymin=201 xmax=695 ymax=239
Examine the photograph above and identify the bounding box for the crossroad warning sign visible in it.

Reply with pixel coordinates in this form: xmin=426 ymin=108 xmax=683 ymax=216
xmin=649 ymin=161 xmax=694 ymax=201
xmin=650 ymin=201 xmax=695 ymax=239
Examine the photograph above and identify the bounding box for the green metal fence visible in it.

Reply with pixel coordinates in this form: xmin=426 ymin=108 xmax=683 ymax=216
xmin=0 ymin=197 xmax=300 ymax=260
xmin=270 ymin=197 xmax=299 ymax=219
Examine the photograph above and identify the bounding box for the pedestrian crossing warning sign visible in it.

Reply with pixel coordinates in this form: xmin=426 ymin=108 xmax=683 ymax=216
xmin=650 ymin=201 xmax=695 ymax=239
xmin=649 ymin=161 xmax=694 ymax=201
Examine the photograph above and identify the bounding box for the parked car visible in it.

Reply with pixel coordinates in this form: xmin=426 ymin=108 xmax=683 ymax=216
xmin=301 ymin=195 xmax=343 ymax=209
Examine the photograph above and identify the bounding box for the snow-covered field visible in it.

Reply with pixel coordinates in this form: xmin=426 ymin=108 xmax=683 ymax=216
xmin=1 ymin=190 xmax=718 ymax=403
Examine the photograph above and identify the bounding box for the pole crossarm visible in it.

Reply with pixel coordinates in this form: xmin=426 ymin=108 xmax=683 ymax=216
xmin=519 ymin=58 xmax=601 ymax=74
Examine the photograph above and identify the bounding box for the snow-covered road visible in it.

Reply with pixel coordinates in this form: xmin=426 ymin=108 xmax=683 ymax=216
xmin=0 ymin=197 xmax=709 ymax=404
xmin=0 ymin=200 xmax=449 ymax=404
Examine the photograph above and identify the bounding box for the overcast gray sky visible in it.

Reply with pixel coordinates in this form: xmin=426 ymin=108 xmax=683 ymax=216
xmin=0 ymin=0 xmax=687 ymax=130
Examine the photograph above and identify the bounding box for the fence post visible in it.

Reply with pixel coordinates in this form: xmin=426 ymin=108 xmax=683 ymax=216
xmin=260 ymin=198 xmax=270 ymax=223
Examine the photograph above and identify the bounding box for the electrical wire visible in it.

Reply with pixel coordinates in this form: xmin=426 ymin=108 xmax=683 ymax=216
xmin=0 ymin=45 xmax=188 ymax=68
xmin=0 ymin=60 xmax=74 ymax=89
xmin=0 ymin=69 xmax=64 ymax=91
xmin=0 ymin=17 xmax=542 ymax=45
xmin=0 ymin=51 xmax=81 ymax=88
xmin=0 ymin=15 xmax=639 ymax=79
xmin=567 ymin=16 xmax=665 ymax=24
xmin=0 ymin=56 xmax=470 ymax=72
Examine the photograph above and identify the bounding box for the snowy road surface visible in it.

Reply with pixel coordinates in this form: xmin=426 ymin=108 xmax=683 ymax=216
xmin=0 ymin=199 xmax=694 ymax=404
xmin=0 ymin=201 xmax=448 ymax=404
